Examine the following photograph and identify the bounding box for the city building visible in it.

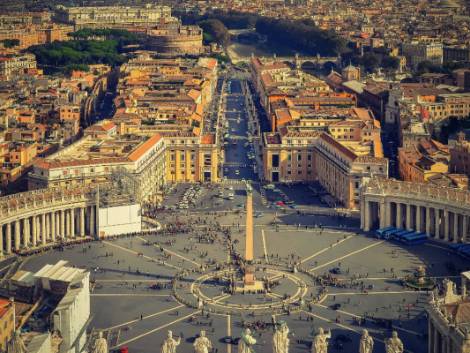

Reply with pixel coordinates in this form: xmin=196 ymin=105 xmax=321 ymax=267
xmin=0 ymin=298 xmax=15 ymax=351
xmin=263 ymin=127 xmax=387 ymax=209
xmin=361 ymin=178 xmax=470 ymax=243
xmin=427 ymin=275 xmax=470 ymax=353
xmin=28 ymin=133 xmax=166 ymax=203
xmin=444 ymin=46 xmax=470 ymax=64
xmin=33 ymin=261 xmax=90 ymax=353
xmin=397 ymin=138 xmax=461 ymax=186
xmin=54 ymin=4 xmax=172 ymax=29
xmin=450 ymin=132 xmax=470 ymax=178
xmin=402 ymin=42 xmax=443 ymax=69
xmin=146 ymin=22 xmax=203 ymax=56
xmin=0 ymin=54 xmax=37 ymax=79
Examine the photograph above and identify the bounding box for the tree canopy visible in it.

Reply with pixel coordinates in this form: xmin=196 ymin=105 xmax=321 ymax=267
xmin=1 ymin=39 xmax=20 ymax=48
xmin=198 ymin=19 xmax=230 ymax=46
xmin=27 ymin=40 xmax=126 ymax=74
xmin=255 ymin=17 xmax=348 ymax=56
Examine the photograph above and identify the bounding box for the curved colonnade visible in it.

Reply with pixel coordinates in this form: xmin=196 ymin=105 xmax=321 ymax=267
xmin=361 ymin=178 xmax=470 ymax=243
xmin=0 ymin=186 xmax=99 ymax=255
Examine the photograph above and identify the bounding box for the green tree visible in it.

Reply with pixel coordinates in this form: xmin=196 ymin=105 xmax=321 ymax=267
xmin=381 ymin=55 xmax=400 ymax=70
xmin=1 ymin=39 xmax=20 ymax=48
xmin=198 ymin=19 xmax=230 ymax=46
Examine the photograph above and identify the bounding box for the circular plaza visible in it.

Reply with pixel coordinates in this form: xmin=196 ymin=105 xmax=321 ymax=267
xmin=17 ymin=207 xmax=469 ymax=353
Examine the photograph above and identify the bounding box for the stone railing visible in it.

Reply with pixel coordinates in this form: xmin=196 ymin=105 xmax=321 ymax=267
xmin=364 ymin=178 xmax=470 ymax=208
xmin=0 ymin=186 xmax=96 ymax=220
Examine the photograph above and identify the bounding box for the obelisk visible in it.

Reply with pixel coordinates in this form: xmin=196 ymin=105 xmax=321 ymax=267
xmin=244 ymin=184 xmax=255 ymax=285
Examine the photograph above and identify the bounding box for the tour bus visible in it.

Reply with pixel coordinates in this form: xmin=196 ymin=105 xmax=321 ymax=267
xmin=375 ymin=227 xmax=395 ymax=238
xmin=392 ymin=229 xmax=415 ymax=241
xmin=399 ymin=232 xmax=428 ymax=245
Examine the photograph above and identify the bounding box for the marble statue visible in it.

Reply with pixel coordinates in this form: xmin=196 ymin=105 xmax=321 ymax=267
xmin=161 ymin=330 xmax=181 ymax=353
xmin=92 ymin=332 xmax=108 ymax=353
xmin=238 ymin=328 xmax=257 ymax=353
xmin=272 ymin=321 xmax=290 ymax=353
xmin=194 ymin=330 xmax=212 ymax=353
xmin=385 ymin=331 xmax=403 ymax=353
xmin=359 ymin=329 xmax=373 ymax=353
xmin=311 ymin=327 xmax=331 ymax=353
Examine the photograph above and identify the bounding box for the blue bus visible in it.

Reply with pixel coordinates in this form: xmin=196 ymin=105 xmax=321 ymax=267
xmin=375 ymin=227 xmax=395 ymax=238
xmin=400 ymin=232 xmax=428 ymax=245
xmin=392 ymin=229 xmax=415 ymax=241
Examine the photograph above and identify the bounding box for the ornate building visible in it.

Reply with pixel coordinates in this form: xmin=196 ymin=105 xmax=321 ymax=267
xmin=54 ymin=4 xmax=172 ymax=29
xmin=427 ymin=275 xmax=470 ymax=353
xmin=361 ymin=178 xmax=470 ymax=243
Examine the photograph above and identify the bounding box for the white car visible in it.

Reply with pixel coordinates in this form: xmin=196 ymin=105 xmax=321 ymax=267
xmin=235 ymin=170 xmax=240 ymax=175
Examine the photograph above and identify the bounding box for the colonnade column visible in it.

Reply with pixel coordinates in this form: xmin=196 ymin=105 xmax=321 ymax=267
xmin=51 ymin=211 xmax=56 ymax=242
xmin=80 ymin=208 xmax=85 ymax=237
xmin=90 ymin=206 xmax=96 ymax=238
xmin=5 ymin=223 xmax=11 ymax=254
xmin=41 ymin=213 xmax=46 ymax=245
xmin=453 ymin=213 xmax=459 ymax=243
xmin=379 ymin=201 xmax=386 ymax=229
xmin=435 ymin=209 xmax=440 ymax=239
xmin=23 ymin=218 xmax=29 ymax=248
xmin=426 ymin=207 xmax=431 ymax=235
xmin=396 ymin=203 xmax=402 ymax=229
xmin=463 ymin=215 xmax=468 ymax=243
xmin=386 ymin=201 xmax=392 ymax=227
xmin=416 ymin=206 xmax=422 ymax=232
xmin=406 ymin=203 xmax=412 ymax=230
xmin=14 ymin=220 xmax=20 ymax=251
xmin=31 ymin=216 xmax=37 ymax=247
xmin=70 ymin=209 xmax=75 ymax=238
xmin=60 ymin=210 xmax=65 ymax=239
xmin=56 ymin=212 xmax=60 ymax=239
xmin=45 ymin=214 xmax=50 ymax=241
xmin=443 ymin=209 xmax=449 ymax=241
xmin=66 ymin=210 xmax=71 ymax=238
xmin=364 ymin=201 xmax=371 ymax=231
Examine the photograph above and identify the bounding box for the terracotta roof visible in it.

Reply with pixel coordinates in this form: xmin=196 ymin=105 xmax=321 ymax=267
xmin=201 ymin=134 xmax=215 ymax=144
xmin=128 ymin=134 xmax=162 ymax=162
xmin=319 ymin=133 xmax=357 ymax=160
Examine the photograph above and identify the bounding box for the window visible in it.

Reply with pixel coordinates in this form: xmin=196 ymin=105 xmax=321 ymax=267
xmin=297 ymin=154 xmax=302 ymax=161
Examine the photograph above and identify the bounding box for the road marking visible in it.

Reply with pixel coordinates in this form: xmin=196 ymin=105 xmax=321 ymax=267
xmin=92 ymin=294 xmax=170 ymax=297
xmin=104 ymin=304 xmax=185 ymax=331
xmin=227 ymin=315 xmax=232 ymax=353
xmin=315 ymin=303 xmax=423 ymax=336
xmin=137 ymin=236 xmax=202 ymax=267
xmin=261 ymin=229 xmax=269 ymax=263
xmin=326 ymin=290 xmax=427 ymax=296
xmin=335 ymin=275 xmax=458 ymax=282
xmin=300 ymin=235 xmax=353 ymax=264
xmin=300 ymin=310 xmax=415 ymax=353
xmin=267 ymin=292 xmax=283 ymax=299
xmin=112 ymin=309 xmax=201 ymax=349
xmin=93 ymin=279 xmax=172 ymax=283
xmin=301 ymin=310 xmax=359 ymax=333
xmin=102 ymin=241 xmax=181 ymax=271
xmin=309 ymin=241 xmax=385 ymax=273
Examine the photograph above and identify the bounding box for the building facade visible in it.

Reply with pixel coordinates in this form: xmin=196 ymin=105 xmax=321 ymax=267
xmin=361 ymin=178 xmax=470 ymax=243
xmin=54 ymin=5 xmax=172 ymax=29
xmin=28 ymin=134 xmax=166 ymax=203
xmin=263 ymin=131 xmax=388 ymax=209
